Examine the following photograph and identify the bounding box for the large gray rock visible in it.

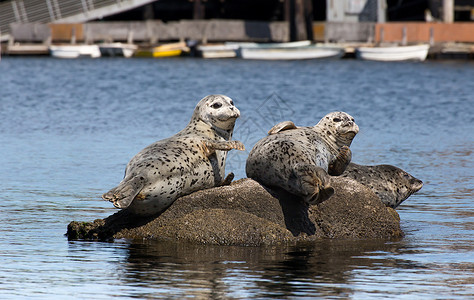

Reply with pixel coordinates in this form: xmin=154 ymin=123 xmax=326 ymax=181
xmin=67 ymin=178 xmax=402 ymax=245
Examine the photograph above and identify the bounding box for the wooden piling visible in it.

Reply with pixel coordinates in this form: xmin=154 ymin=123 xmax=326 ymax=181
xmin=288 ymin=0 xmax=306 ymax=41
xmin=402 ymin=26 xmax=407 ymax=45
xmin=193 ymin=0 xmax=205 ymax=20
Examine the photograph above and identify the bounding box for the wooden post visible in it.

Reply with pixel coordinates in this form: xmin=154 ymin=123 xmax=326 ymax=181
xmin=127 ymin=30 xmax=134 ymax=44
xmin=289 ymin=0 xmax=297 ymax=41
xmin=288 ymin=0 xmax=306 ymax=41
xmin=402 ymin=26 xmax=407 ymax=45
xmin=379 ymin=26 xmax=384 ymax=44
xmin=443 ymin=0 xmax=454 ymax=23
xmin=71 ymin=27 xmax=76 ymax=44
xmin=377 ymin=0 xmax=386 ymax=23
xmin=193 ymin=0 xmax=205 ymax=19
xmin=429 ymin=27 xmax=434 ymax=45
xmin=143 ymin=3 xmax=154 ymax=20
xmin=303 ymin=0 xmax=313 ymax=41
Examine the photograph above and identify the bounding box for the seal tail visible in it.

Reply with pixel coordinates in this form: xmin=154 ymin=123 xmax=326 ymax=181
xmin=102 ymin=176 xmax=146 ymax=209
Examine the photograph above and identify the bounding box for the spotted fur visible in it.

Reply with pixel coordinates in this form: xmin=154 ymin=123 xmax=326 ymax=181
xmin=246 ymin=112 xmax=359 ymax=205
xmin=340 ymin=163 xmax=423 ymax=208
xmin=103 ymin=95 xmax=244 ymax=215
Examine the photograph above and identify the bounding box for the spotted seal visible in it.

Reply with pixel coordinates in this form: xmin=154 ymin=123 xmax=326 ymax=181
xmin=246 ymin=112 xmax=359 ymax=204
xmin=340 ymin=163 xmax=423 ymax=208
xmin=102 ymin=94 xmax=244 ymax=215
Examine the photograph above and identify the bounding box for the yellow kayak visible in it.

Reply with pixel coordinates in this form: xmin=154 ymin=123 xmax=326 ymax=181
xmin=135 ymin=48 xmax=182 ymax=58
xmin=135 ymin=42 xmax=188 ymax=58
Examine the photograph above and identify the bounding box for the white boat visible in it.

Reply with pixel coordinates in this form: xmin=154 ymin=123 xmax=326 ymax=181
xmin=98 ymin=43 xmax=137 ymax=58
xmin=197 ymin=44 xmax=238 ymax=58
xmin=355 ymin=44 xmax=430 ymax=61
xmin=240 ymin=44 xmax=344 ymax=60
xmin=227 ymin=40 xmax=312 ymax=49
xmin=49 ymin=45 xmax=101 ymax=58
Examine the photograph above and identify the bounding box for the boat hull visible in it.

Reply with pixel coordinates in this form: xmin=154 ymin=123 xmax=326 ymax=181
xmin=135 ymin=49 xmax=183 ymax=58
xmin=356 ymin=44 xmax=430 ymax=61
xmin=226 ymin=40 xmax=312 ymax=49
xmin=240 ymin=45 xmax=344 ymax=60
xmin=197 ymin=44 xmax=238 ymax=58
xmin=49 ymin=45 xmax=101 ymax=58
xmin=135 ymin=42 xmax=188 ymax=58
xmin=99 ymin=43 xmax=137 ymax=58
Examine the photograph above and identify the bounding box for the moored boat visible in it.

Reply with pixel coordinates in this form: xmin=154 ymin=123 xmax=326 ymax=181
xmin=227 ymin=40 xmax=312 ymax=49
xmin=98 ymin=43 xmax=138 ymax=58
xmin=355 ymin=44 xmax=430 ymax=61
xmin=240 ymin=44 xmax=344 ymax=60
xmin=196 ymin=44 xmax=239 ymax=58
xmin=135 ymin=42 xmax=189 ymax=58
xmin=49 ymin=44 xmax=101 ymax=58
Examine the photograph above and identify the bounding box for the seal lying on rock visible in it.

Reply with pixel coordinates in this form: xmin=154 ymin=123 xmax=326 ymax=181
xmin=246 ymin=112 xmax=359 ymax=205
xmin=102 ymin=94 xmax=244 ymax=215
xmin=340 ymin=163 xmax=423 ymax=208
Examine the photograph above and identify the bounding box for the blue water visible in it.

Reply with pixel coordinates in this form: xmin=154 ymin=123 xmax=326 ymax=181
xmin=0 ymin=57 xmax=473 ymax=299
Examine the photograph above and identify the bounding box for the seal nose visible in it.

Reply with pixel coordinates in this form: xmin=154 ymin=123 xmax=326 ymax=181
xmin=411 ymin=178 xmax=423 ymax=192
xmin=233 ymin=107 xmax=241 ymax=118
xmin=353 ymin=123 xmax=359 ymax=134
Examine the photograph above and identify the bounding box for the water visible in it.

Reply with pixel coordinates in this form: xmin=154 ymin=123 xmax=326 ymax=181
xmin=0 ymin=57 xmax=473 ymax=299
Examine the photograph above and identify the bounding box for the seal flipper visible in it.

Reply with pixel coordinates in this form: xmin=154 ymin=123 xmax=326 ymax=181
xmin=267 ymin=121 xmax=298 ymax=135
xmin=289 ymin=164 xmax=334 ymax=205
xmin=219 ymin=172 xmax=234 ymax=186
xmin=102 ymin=175 xmax=146 ymax=209
xmin=328 ymin=146 xmax=352 ymax=176
xmin=202 ymin=140 xmax=245 ymax=157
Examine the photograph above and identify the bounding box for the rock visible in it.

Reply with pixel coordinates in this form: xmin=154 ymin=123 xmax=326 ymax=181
xmin=67 ymin=178 xmax=403 ymax=245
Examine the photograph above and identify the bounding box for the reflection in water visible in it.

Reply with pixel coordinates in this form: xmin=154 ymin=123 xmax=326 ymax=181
xmin=114 ymin=239 xmax=438 ymax=299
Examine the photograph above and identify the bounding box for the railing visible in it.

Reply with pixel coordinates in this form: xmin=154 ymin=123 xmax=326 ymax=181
xmin=0 ymin=0 xmax=156 ymax=40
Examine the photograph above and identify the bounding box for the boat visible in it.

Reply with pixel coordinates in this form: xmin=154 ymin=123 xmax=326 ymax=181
xmin=196 ymin=44 xmax=239 ymax=58
xmin=135 ymin=42 xmax=189 ymax=58
xmin=355 ymin=44 xmax=430 ymax=61
xmin=6 ymin=43 xmax=49 ymax=56
xmin=196 ymin=41 xmax=317 ymax=59
xmin=227 ymin=40 xmax=312 ymax=49
xmin=98 ymin=43 xmax=137 ymax=58
xmin=49 ymin=44 xmax=101 ymax=58
xmin=239 ymin=44 xmax=344 ymax=60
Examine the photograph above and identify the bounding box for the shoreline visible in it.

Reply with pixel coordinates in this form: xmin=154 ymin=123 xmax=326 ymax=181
xmin=1 ymin=41 xmax=473 ymax=60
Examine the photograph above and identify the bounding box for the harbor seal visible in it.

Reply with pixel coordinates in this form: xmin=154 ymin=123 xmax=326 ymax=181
xmin=340 ymin=163 xmax=423 ymax=208
xmin=246 ymin=112 xmax=359 ymax=205
xmin=102 ymin=94 xmax=244 ymax=215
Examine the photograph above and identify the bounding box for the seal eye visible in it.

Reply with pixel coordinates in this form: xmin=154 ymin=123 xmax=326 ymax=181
xmin=333 ymin=118 xmax=341 ymax=122
xmin=211 ymin=103 xmax=222 ymax=109
xmin=230 ymin=100 xmax=234 ymax=106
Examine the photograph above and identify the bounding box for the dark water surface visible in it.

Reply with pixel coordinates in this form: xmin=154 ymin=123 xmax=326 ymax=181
xmin=0 ymin=57 xmax=473 ymax=299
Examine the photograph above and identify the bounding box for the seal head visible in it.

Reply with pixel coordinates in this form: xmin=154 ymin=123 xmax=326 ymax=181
xmin=314 ymin=111 xmax=359 ymax=151
xmin=193 ymin=94 xmax=240 ymax=133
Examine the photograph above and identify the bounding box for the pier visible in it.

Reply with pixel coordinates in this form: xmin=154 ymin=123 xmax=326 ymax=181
xmin=0 ymin=0 xmax=473 ymax=59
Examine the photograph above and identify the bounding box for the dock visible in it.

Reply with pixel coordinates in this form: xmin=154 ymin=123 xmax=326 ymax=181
xmin=1 ymin=20 xmax=473 ymax=59
xmin=0 ymin=0 xmax=473 ymax=59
